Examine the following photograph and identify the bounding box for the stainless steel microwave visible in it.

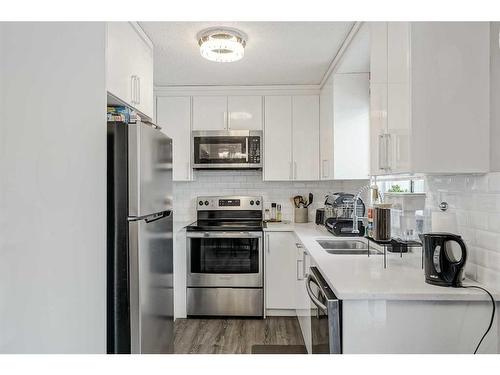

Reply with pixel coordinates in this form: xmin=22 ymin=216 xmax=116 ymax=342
xmin=192 ymin=130 xmax=262 ymax=169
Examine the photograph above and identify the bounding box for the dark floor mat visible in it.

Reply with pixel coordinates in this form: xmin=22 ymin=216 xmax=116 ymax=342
xmin=251 ymin=344 xmax=307 ymax=354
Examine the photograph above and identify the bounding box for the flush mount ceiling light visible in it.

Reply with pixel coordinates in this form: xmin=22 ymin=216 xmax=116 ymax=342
xmin=197 ymin=27 xmax=247 ymax=63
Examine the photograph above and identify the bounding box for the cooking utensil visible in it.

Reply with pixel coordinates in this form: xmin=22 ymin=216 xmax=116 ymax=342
xmin=293 ymin=195 xmax=306 ymax=208
xmin=306 ymin=193 xmax=313 ymax=207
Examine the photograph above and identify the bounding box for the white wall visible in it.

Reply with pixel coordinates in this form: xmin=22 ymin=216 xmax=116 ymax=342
xmin=0 ymin=23 xmax=107 ymax=353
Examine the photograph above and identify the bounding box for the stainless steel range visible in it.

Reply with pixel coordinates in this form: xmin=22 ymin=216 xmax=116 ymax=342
xmin=186 ymin=196 xmax=263 ymax=317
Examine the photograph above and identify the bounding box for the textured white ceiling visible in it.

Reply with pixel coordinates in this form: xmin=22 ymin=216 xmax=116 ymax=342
xmin=139 ymin=22 xmax=355 ymax=86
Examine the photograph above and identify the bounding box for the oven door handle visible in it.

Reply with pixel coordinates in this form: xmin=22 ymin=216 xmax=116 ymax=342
xmin=186 ymin=231 xmax=263 ymax=239
xmin=306 ymin=273 xmax=328 ymax=314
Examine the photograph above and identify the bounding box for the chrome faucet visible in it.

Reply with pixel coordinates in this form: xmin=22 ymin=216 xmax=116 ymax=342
xmin=351 ymin=184 xmax=375 ymax=234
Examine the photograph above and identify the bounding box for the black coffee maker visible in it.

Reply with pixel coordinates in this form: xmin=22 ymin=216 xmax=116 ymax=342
xmin=419 ymin=233 xmax=467 ymax=287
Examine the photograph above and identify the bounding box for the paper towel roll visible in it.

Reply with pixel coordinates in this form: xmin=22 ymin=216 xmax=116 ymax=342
xmin=431 ymin=211 xmax=457 ymax=233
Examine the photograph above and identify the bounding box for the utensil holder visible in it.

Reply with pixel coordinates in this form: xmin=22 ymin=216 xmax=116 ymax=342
xmin=294 ymin=207 xmax=309 ymax=223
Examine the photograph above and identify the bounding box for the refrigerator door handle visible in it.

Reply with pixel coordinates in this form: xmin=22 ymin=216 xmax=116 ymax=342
xmin=127 ymin=210 xmax=172 ymax=223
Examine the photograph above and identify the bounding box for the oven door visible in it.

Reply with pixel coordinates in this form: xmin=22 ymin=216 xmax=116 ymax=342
xmin=187 ymin=231 xmax=263 ymax=287
xmin=192 ymin=130 xmax=261 ymax=169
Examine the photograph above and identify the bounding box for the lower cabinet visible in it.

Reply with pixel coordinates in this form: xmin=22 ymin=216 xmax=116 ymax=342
xmin=264 ymin=232 xmax=297 ymax=311
xmin=295 ymin=241 xmax=312 ymax=354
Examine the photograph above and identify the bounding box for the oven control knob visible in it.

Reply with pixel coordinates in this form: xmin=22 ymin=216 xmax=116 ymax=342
xmin=204 ymin=200 xmax=209 ymax=206
xmin=250 ymin=200 xmax=254 ymax=205
xmin=256 ymin=200 xmax=260 ymax=205
xmin=198 ymin=200 xmax=203 ymax=206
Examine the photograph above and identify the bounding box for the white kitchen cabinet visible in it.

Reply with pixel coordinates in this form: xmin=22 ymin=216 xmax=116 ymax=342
xmin=295 ymin=241 xmax=312 ymax=354
xmin=227 ymin=96 xmax=263 ymax=130
xmin=156 ymin=96 xmax=192 ymax=181
xmin=292 ymin=96 xmax=320 ymax=181
xmin=192 ymin=96 xmax=228 ymax=130
xmin=264 ymin=96 xmax=293 ymax=180
xmin=264 ymin=95 xmax=320 ymax=181
xmin=265 ymin=232 xmax=296 ymax=311
xmin=319 ymin=75 xmax=335 ymax=180
xmin=369 ymin=22 xmax=490 ymax=175
xmin=192 ymin=95 xmax=263 ymax=131
xmin=320 ymin=73 xmax=369 ymax=180
xmin=106 ymin=22 xmax=154 ymax=119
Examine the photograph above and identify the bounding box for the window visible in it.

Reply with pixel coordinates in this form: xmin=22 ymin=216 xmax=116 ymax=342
xmin=376 ymin=177 xmax=425 ymax=194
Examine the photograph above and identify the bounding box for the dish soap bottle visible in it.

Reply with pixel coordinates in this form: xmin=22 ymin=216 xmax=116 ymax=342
xmin=276 ymin=204 xmax=282 ymax=222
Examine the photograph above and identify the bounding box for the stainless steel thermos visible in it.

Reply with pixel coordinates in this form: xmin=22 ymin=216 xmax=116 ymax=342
xmin=373 ymin=206 xmax=391 ymax=241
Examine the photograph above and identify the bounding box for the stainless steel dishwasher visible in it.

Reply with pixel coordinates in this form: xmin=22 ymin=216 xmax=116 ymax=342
xmin=305 ymin=266 xmax=342 ymax=354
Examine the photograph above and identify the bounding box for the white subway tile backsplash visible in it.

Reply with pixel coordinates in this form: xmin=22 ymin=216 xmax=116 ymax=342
xmin=488 ymin=172 xmax=500 ymax=192
xmin=173 ymin=170 xmax=368 ymax=225
xmin=425 ymin=173 xmax=500 ymax=291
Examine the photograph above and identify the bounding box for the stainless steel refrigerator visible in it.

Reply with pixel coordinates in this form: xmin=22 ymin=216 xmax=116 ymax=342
xmin=107 ymin=120 xmax=173 ymax=354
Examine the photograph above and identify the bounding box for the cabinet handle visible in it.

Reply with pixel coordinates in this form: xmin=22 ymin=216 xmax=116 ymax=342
xmin=296 ymin=259 xmax=304 ymax=280
xmin=378 ymin=134 xmax=384 ymax=171
xmin=130 ymin=75 xmax=136 ymax=104
xmin=137 ymin=76 xmax=141 ymax=105
xmin=266 ymin=234 xmax=270 ymax=253
xmin=294 ymin=161 xmax=297 ymax=180
xmin=322 ymin=159 xmax=328 ymax=178
xmin=378 ymin=134 xmax=391 ymax=171
xmin=289 ymin=162 xmax=293 ymax=180
xmin=385 ymin=133 xmax=391 ymax=171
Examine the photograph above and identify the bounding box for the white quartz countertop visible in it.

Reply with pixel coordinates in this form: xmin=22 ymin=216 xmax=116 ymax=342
xmin=264 ymin=222 xmax=500 ymax=302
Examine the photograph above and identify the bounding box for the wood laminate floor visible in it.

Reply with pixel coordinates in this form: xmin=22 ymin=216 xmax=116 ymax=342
xmin=174 ymin=317 xmax=305 ymax=354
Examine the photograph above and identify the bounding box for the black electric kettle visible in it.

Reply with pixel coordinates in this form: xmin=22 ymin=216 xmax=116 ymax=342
xmin=419 ymin=233 xmax=467 ymax=287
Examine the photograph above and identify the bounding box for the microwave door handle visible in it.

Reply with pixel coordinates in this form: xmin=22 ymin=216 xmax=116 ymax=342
xmin=305 ymin=274 xmax=328 ymax=313
xmin=245 ymin=137 xmax=249 ymax=162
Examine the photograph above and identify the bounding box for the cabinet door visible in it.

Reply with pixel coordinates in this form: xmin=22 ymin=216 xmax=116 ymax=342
xmin=135 ymin=32 xmax=154 ymax=119
xmin=370 ymin=22 xmax=388 ymax=84
xmin=265 ymin=232 xmax=296 ymax=310
xmin=333 ymin=73 xmax=370 ymax=179
xmin=264 ymin=96 xmax=293 ymax=181
xmin=292 ymin=96 xmax=320 ymax=181
xmin=369 ymin=83 xmax=389 ymax=175
xmin=107 ymin=22 xmax=135 ymax=106
xmin=192 ymin=96 xmax=227 ymax=130
xmin=387 ymin=83 xmax=410 ymax=173
xmin=156 ymin=96 xmax=192 ymax=181
xmin=319 ymin=76 xmax=334 ymax=180
xmin=387 ymin=22 xmax=410 ymax=84
xmin=295 ymin=244 xmax=312 ymax=354
xmin=227 ymin=96 xmax=263 ymax=130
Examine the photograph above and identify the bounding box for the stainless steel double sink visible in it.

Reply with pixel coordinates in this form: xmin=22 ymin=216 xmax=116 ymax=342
xmin=315 ymin=239 xmax=381 ymax=255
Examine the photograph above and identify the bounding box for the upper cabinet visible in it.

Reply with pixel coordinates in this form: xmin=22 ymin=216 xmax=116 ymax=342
xmin=156 ymin=96 xmax=193 ymax=181
xmin=264 ymin=96 xmax=293 ymax=180
xmin=227 ymin=96 xmax=263 ymax=130
xmin=320 ymin=23 xmax=370 ymax=180
xmin=192 ymin=96 xmax=227 ymax=130
xmin=292 ymin=96 xmax=320 ymax=181
xmin=369 ymin=22 xmax=490 ymax=175
xmin=107 ymin=22 xmax=154 ymax=119
xmin=192 ymin=95 xmax=263 ymax=131
xmin=264 ymin=95 xmax=319 ymax=181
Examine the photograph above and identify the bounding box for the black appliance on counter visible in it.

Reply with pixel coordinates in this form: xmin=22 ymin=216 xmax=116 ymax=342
xmin=186 ymin=196 xmax=264 ymax=317
xmin=420 ymin=233 xmax=467 ymax=287
xmin=324 ymin=192 xmax=365 ymax=237
xmin=325 ymin=218 xmax=365 ymax=237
